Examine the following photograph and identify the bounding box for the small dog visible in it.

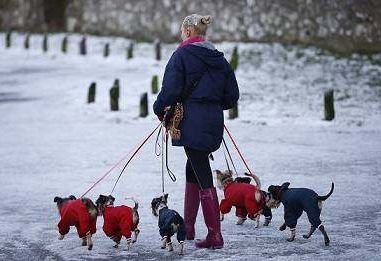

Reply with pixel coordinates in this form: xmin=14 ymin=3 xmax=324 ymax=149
xmin=95 ymin=195 xmax=140 ymax=249
xmin=151 ymin=194 xmax=186 ymax=255
xmin=267 ymin=182 xmax=334 ymax=246
xmin=216 ymin=170 xmax=267 ymax=227
xmin=54 ymin=195 xmax=98 ymax=250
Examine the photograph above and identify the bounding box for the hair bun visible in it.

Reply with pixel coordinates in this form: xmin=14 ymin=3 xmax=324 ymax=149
xmin=201 ymin=15 xmax=212 ymax=25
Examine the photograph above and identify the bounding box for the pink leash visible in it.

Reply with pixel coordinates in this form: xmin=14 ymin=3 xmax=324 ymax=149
xmin=224 ymin=124 xmax=255 ymax=175
xmin=81 ymin=123 xmax=161 ymax=198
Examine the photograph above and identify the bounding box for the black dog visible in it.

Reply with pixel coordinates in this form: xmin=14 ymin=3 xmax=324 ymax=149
xmin=151 ymin=194 xmax=186 ymax=255
xmin=267 ymin=182 xmax=334 ymax=246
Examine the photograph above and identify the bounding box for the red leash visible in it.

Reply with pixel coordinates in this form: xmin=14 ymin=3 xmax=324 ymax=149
xmin=224 ymin=124 xmax=254 ymax=175
xmin=81 ymin=123 xmax=161 ymax=198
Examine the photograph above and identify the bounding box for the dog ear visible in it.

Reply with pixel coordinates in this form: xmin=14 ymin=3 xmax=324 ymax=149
xmin=69 ymin=195 xmax=76 ymax=200
xmin=163 ymin=193 xmax=168 ymax=202
xmin=215 ymin=170 xmax=222 ymax=175
xmin=109 ymin=195 xmax=115 ymax=203
xmin=281 ymin=182 xmax=290 ymax=189
xmin=54 ymin=196 xmax=62 ymax=203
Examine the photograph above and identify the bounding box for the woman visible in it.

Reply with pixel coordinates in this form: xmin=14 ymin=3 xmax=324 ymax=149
xmin=153 ymin=14 xmax=239 ymax=249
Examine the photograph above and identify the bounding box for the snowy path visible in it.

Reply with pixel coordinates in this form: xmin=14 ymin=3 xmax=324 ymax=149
xmin=0 ymin=33 xmax=381 ymax=260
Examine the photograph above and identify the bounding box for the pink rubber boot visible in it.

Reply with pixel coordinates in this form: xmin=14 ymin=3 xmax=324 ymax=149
xmin=184 ymin=182 xmax=200 ymax=240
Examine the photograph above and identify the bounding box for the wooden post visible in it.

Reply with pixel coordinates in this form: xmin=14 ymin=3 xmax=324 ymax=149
xmin=229 ymin=46 xmax=239 ymax=71
xmin=87 ymin=82 xmax=96 ymax=103
xmin=61 ymin=35 xmax=68 ymax=53
xmin=5 ymin=30 xmax=11 ymax=48
xmin=80 ymin=36 xmax=87 ymax=55
xmin=229 ymin=46 xmax=239 ymax=119
xmin=109 ymin=79 xmax=120 ymax=111
xmin=103 ymin=43 xmax=110 ymax=58
xmin=140 ymin=92 xmax=148 ymax=117
xmin=42 ymin=33 xmax=48 ymax=52
xmin=24 ymin=33 xmax=30 ymax=49
xmin=154 ymin=39 xmax=161 ymax=61
xmin=127 ymin=42 xmax=133 ymax=59
xmin=151 ymin=75 xmax=159 ymax=94
xmin=229 ymin=104 xmax=238 ymax=119
xmin=324 ymin=89 xmax=335 ymax=121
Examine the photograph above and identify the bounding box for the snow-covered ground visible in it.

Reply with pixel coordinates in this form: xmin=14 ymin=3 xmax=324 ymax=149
xmin=0 ymin=32 xmax=380 ymax=260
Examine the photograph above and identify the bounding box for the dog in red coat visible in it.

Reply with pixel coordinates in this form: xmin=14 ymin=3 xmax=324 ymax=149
xmin=216 ymin=170 xmax=266 ymax=226
xmin=53 ymin=195 xmax=98 ymax=250
xmin=96 ymin=195 xmax=140 ymax=249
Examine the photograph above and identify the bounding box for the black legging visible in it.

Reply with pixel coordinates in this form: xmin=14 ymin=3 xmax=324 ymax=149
xmin=184 ymin=147 xmax=213 ymax=189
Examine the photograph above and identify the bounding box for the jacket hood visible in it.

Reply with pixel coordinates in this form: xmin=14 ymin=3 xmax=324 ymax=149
xmin=182 ymin=42 xmax=225 ymax=69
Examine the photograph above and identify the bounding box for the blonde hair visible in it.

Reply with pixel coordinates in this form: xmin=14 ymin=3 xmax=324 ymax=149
xmin=181 ymin=14 xmax=212 ymax=36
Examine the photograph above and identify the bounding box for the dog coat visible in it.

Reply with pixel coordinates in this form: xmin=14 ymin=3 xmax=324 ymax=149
xmin=281 ymin=188 xmax=322 ymax=229
xmin=58 ymin=199 xmax=97 ymax=238
xmin=158 ymin=207 xmax=186 ymax=242
xmin=102 ymin=205 xmax=139 ymax=242
xmin=220 ymin=182 xmax=265 ymax=218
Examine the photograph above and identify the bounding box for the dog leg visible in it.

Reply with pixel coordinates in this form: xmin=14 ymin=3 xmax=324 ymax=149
xmin=287 ymin=228 xmax=296 ymax=242
xmin=236 ymin=217 xmax=246 ymax=225
xmin=178 ymin=241 xmax=185 ymax=255
xmin=318 ymin=225 xmax=330 ymax=246
xmin=132 ymin=229 xmax=140 ymax=243
xmin=58 ymin=234 xmax=65 ymax=240
xmin=161 ymin=236 xmax=168 ymax=249
xmin=220 ymin=213 xmax=224 ymax=222
xmin=126 ymin=238 xmax=132 ymax=250
xmin=86 ymin=232 xmax=93 ymax=250
xmin=279 ymin=223 xmax=287 ymax=231
xmin=167 ymin=241 xmax=174 ymax=252
xmin=255 ymin=216 xmax=260 ymax=228
xmin=303 ymin=225 xmax=316 ymax=239
xmin=81 ymin=237 xmax=87 ymax=246
xmin=263 ymin=217 xmax=271 ymax=226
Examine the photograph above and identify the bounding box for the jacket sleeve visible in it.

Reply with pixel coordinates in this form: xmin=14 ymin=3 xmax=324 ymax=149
xmin=222 ymin=67 xmax=239 ymax=110
xmin=120 ymin=215 xmax=132 ymax=239
xmin=219 ymin=198 xmax=233 ymax=214
xmin=153 ymin=51 xmax=185 ymax=117
xmin=77 ymin=210 xmax=91 ymax=238
xmin=58 ymin=216 xmax=70 ymax=236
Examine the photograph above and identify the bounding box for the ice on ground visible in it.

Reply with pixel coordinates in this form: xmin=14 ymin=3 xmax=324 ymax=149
xmin=0 ymin=33 xmax=380 ymax=260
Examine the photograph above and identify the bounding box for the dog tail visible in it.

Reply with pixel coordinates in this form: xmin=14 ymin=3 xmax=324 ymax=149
xmin=126 ymin=197 xmax=139 ymax=211
xmin=317 ymin=182 xmax=334 ymax=201
xmin=244 ymin=172 xmax=261 ymax=189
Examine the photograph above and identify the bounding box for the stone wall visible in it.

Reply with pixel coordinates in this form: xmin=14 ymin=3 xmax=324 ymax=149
xmin=1 ymin=0 xmax=381 ymax=54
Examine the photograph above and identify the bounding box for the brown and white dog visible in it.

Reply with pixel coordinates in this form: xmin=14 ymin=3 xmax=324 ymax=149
xmin=216 ymin=170 xmax=268 ymax=227
xmin=96 ymin=195 xmax=140 ymax=249
xmin=53 ymin=195 xmax=98 ymax=250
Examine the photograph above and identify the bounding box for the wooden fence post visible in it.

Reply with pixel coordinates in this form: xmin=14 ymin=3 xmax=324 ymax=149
xmin=61 ymin=35 xmax=68 ymax=53
xmin=5 ymin=30 xmax=11 ymax=48
xmin=109 ymin=79 xmax=120 ymax=111
xmin=24 ymin=33 xmax=30 ymax=49
xmin=151 ymin=75 xmax=159 ymax=94
xmin=127 ymin=42 xmax=133 ymax=59
xmin=42 ymin=33 xmax=48 ymax=52
xmin=87 ymin=82 xmax=96 ymax=103
xmin=80 ymin=36 xmax=87 ymax=55
xmin=229 ymin=46 xmax=239 ymax=119
xmin=154 ymin=39 xmax=161 ymax=61
xmin=140 ymin=92 xmax=148 ymax=117
xmin=103 ymin=43 xmax=110 ymax=58
xmin=324 ymin=89 xmax=335 ymax=121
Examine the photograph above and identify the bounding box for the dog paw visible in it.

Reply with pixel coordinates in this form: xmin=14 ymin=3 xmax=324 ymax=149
xmin=113 ymin=243 xmax=119 ymax=248
xmin=167 ymin=242 xmax=174 ymax=252
xmin=88 ymin=244 xmax=93 ymax=251
xmin=279 ymin=224 xmax=287 ymax=231
xmin=286 ymin=237 xmax=295 ymax=242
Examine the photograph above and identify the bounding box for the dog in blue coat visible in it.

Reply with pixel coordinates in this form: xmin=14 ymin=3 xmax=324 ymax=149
xmin=267 ymin=182 xmax=334 ymax=246
xmin=151 ymin=194 xmax=186 ymax=255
